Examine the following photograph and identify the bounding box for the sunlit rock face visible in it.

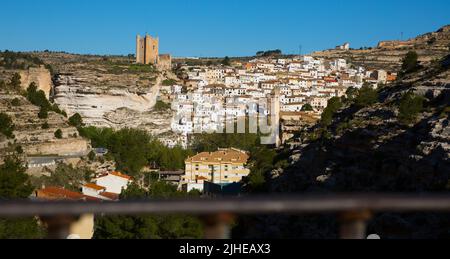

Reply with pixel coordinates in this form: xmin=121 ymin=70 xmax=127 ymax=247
xmin=0 ymin=94 xmax=90 ymax=158
xmin=53 ymin=73 xmax=160 ymax=127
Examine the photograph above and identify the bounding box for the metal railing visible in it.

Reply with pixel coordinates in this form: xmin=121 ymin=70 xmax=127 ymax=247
xmin=1 ymin=194 xmax=450 ymax=239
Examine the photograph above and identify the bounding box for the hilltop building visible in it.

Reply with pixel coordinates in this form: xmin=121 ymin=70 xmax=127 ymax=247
xmin=336 ymin=42 xmax=350 ymax=50
xmin=136 ymin=34 xmax=159 ymax=65
xmin=136 ymin=33 xmax=172 ymax=70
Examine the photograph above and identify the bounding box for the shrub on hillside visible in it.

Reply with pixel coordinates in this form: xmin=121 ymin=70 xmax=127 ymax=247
xmin=355 ymin=84 xmax=378 ymax=108
xmin=54 ymin=129 xmax=63 ymax=139
xmin=301 ymin=103 xmax=314 ymax=112
xmin=68 ymin=113 xmax=83 ymax=128
xmin=398 ymin=92 xmax=424 ymax=125
xmin=41 ymin=122 xmax=50 ymax=129
xmin=321 ymin=97 xmax=343 ymax=127
xmin=11 ymin=98 xmax=20 ymax=106
xmin=38 ymin=107 xmax=48 ymax=119
xmin=0 ymin=113 xmax=15 ymax=138
xmin=401 ymin=51 xmax=419 ymax=74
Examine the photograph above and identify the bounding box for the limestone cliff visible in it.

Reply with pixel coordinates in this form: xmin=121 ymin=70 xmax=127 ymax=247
xmin=0 ymin=66 xmax=52 ymax=98
xmin=0 ymin=94 xmax=90 ymax=158
xmin=28 ymin=52 xmax=179 ymax=144
xmin=312 ymin=25 xmax=450 ymax=71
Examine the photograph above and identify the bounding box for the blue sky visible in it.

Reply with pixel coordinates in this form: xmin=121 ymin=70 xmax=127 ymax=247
xmin=1 ymin=0 xmax=449 ymax=57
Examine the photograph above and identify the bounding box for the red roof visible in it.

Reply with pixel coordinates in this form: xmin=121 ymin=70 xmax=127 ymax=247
xmin=83 ymin=183 xmax=106 ymax=191
xmin=110 ymin=171 xmax=132 ymax=180
xmin=99 ymin=192 xmax=119 ymax=201
xmin=36 ymin=187 xmax=101 ymax=202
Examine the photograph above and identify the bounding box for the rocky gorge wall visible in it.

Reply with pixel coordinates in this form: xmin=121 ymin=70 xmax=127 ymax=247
xmin=53 ymin=73 xmax=160 ymax=126
xmin=53 ymin=73 xmax=176 ymax=140
xmin=19 ymin=66 xmax=52 ymax=98
xmin=312 ymin=25 xmax=450 ymax=71
xmin=0 ymin=94 xmax=90 ymax=158
xmin=0 ymin=66 xmax=52 ymax=98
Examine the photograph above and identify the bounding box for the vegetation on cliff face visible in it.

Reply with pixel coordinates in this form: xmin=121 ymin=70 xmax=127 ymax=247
xmin=0 ymin=112 xmax=15 ymax=139
xmin=401 ymin=51 xmax=420 ymax=75
xmin=26 ymin=82 xmax=66 ymax=118
xmin=398 ymin=92 xmax=425 ymax=125
xmin=0 ymin=51 xmax=45 ymax=70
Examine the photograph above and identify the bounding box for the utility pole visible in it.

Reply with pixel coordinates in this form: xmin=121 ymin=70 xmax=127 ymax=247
xmin=299 ymin=44 xmax=302 ymax=57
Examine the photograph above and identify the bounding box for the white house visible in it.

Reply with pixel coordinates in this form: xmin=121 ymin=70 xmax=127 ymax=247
xmin=94 ymin=171 xmax=132 ymax=195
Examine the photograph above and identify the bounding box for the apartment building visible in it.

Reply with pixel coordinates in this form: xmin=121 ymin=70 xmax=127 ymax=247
xmin=182 ymin=148 xmax=251 ymax=191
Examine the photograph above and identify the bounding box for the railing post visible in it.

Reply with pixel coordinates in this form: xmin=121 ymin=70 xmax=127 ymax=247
xmin=40 ymin=215 xmax=78 ymax=239
xmin=339 ymin=210 xmax=372 ymax=239
xmin=200 ymin=213 xmax=235 ymax=239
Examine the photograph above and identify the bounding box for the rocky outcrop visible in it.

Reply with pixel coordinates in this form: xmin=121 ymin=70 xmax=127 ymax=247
xmin=0 ymin=94 xmax=90 ymax=157
xmin=0 ymin=66 xmax=52 ymax=98
xmin=312 ymin=25 xmax=450 ymax=71
xmin=19 ymin=66 xmax=52 ymax=98
xmin=53 ymin=73 xmax=160 ymax=127
xmin=19 ymin=52 xmax=185 ymax=146
xmin=104 ymin=107 xmax=174 ymax=136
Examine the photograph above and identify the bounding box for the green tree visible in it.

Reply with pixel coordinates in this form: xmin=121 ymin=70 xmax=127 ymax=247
xmin=27 ymin=83 xmax=51 ymax=109
xmin=301 ymin=103 xmax=314 ymax=112
xmin=107 ymin=128 xmax=153 ymax=175
xmin=354 ymin=84 xmax=378 ymax=108
xmin=0 ymin=156 xmax=47 ymax=239
xmin=93 ymin=183 xmax=203 ymax=239
xmin=11 ymin=98 xmax=21 ymax=106
xmin=345 ymin=87 xmax=358 ymax=101
xmin=221 ymin=56 xmax=231 ymax=66
xmin=68 ymin=113 xmax=83 ymax=128
xmin=398 ymin=92 xmax=424 ymax=125
xmin=401 ymin=51 xmax=419 ymax=74
xmin=88 ymin=151 xmax=96 ymax=161
xmin=321 ymin=97 xmax=343 ymax=127
xmin=0 ymin=112 xmax=15 ymax=138
xmin=78 ymin=127 xmax=114 ymax=148
xmin=9 ymin=73 xmax=21 ymax=90
xmin=162 ymin=79 xmax=177 ymax=86
xmin=54 ymin=129 xmax=63 ymax=139
xmin=41 ymin=122 xmax=50 ymax=129
xmin=0 ymin=156 xmax=33 ymax=198
xmin=38 ymin=107 xmax=48 ymax=119
xmin=154 ymin=101 xmax=171 ymax=111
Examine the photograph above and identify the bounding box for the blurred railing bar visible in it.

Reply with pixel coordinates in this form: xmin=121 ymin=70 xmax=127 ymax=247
xmin=1 ymin=195 xmax=450 ymax=216
xmin=2 ymin=195 xmax=450 ymax=239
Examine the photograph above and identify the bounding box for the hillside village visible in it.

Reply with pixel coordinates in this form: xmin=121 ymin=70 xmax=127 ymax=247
xmin=0 ymin=23 xmax=449 ymax=239
xmin=168 ymin=54 xmax=396 ymax=147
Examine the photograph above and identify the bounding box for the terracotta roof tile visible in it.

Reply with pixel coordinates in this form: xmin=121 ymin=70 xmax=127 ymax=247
xmin=186 ymin=148 xmax=249 ymax=165
xmin=99 ymin=192 xmax=119 ymax=201
xmin=110 ymin=171 xmax=132 ymax=180
xmin=83 ymin=183 xmax=106 ymax=191
xmin=36 ymin=187 xmax=102 ymax=202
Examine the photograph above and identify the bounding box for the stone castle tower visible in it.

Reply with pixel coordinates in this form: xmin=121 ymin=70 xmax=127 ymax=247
xmin=136 ymin=34 xmax=159 ymax=65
